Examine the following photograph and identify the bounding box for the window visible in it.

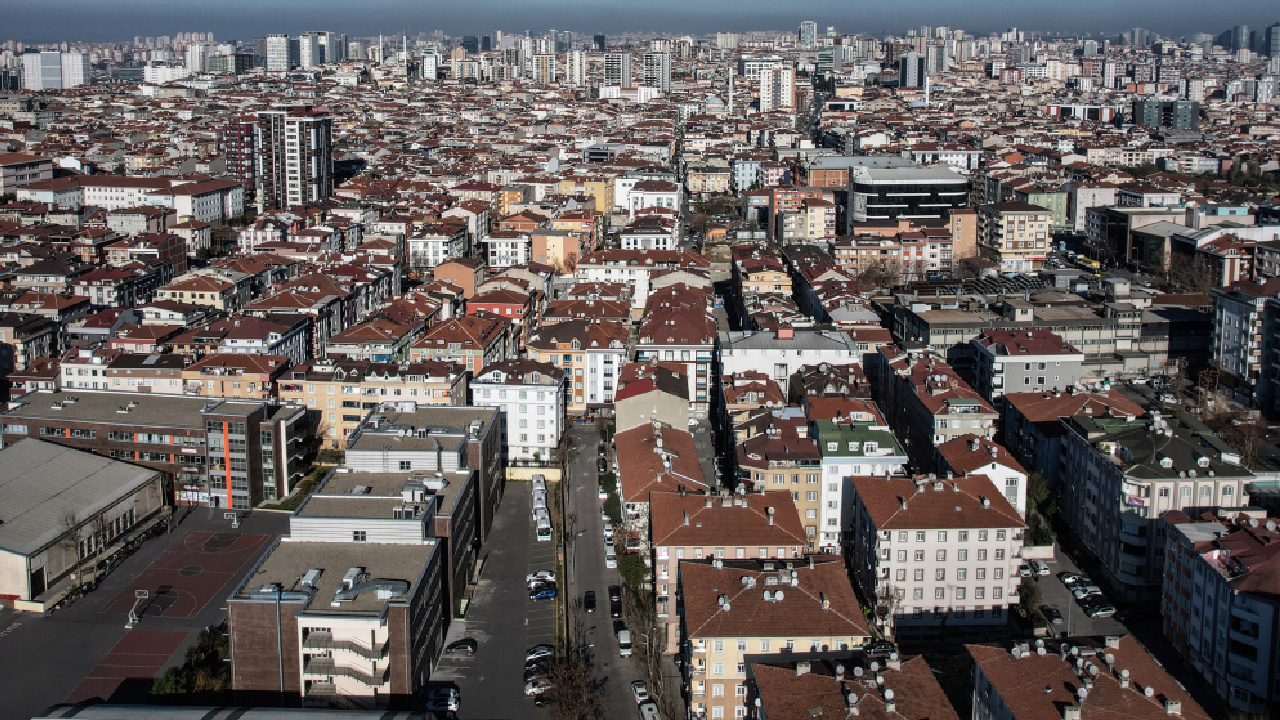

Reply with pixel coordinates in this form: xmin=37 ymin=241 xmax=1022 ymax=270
xmin=896 ymin=569 xmax=906 ymax=581
xmin=914 ymin=550 xmax=925 ymax=561
xmin=955 ymin=587 xmax=966 ymax=600
xmin=996 ymin=530 xmax=1006 ymax=541
xmin=916 ymin=531 xmax=926 ymax=542
xmin=936 ymin=550 xmax=947 ymax=561
xmin=994 ymin=568 xmax=1004 ymax=579
xmin=712 ymin=662 xmax=724 ymax=676
xmin=898 ymin=531 xmax=908 ymax=541
xmin=978 ymin=531 xmax=988 ymax=541
xmin=975 ymin=587 xmax=985 ymax=599
xmin=993 ymin=588 xmax=1003 ymax=599
xmin=759 ymin=640 xmax=771 ymax=652
xmin=913 ymin=588 xmax=924 ymax=600
xmin=976 ymin=568 xmax=986 ymax=580
xmin=935 ymin=587 xmax=945 ymax=599
xmin=352 ymin=531 xmax=367 ymax=542
xmin=958 ymin=549 xmax=968 ymax=561
xmin=914 ymin=569 xmax=924 ymax=581
xmin=938 ymin=531 xmax=948 ymax=542
xmin=399 ymin=460 xmax=412 ymax=471
xmin=713 ymin=640 xmax=724 ymax=652
xmin=737 ymin=640 xmax=747 ymax=652
xmin=936 ymin=569 xmax=946 ymax=581
xmin=897 ymin=550 xmax=907 ymax=561
xmin=978 ymin=549 xmax=988 ymax=560
xmin=957 ymin=569 xmax=967 ymax=580
xmin=995 ymin=549 xmax=1006 ymax=560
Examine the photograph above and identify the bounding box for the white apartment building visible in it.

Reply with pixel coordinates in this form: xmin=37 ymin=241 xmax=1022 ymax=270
xmin=483 ymin=231 xmax=531 ymax=269
xmin=970 ymin=328 xmax=1085 ymax=401
xmin=642 ymin=52 xmax=671 ymax=93
xmin=565 ymin=50 xmax=586 ymax=86
xmin=265 ymin=34 xmax=296 ymax=72
xmin=758 ymin=66 xmax=795 ymax=112
xmin=298 ymin=33 xmax=322 ymax=68
xmin=850 ymin=474 xmax=1025 ymax=641
xmin=812 ymin=417 xmax=909 ymax=554
xmin=22 ymin=51 xmax=89 ymax=91
xmin=470 ymin=360 xmax=565 ymax=463
xmin=532 ymin=53 xmax=557 ymax=84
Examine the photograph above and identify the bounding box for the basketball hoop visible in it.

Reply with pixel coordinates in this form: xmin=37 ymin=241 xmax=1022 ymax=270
xmin=224 ymin=512 xmax=240 ymax=529
xmin=126 ymin=589 xmax=149 ymax=629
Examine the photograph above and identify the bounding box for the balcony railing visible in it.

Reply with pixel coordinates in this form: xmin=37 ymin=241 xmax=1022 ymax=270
xmin=303 ymin=657 xmax=388 ymax=687
xmin=302 ymin=632 xmax=388 ymax=660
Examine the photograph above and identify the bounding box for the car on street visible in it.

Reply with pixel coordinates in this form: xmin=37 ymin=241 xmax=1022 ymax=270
xmin=603 ymin=522 xmax=614 ymax=538
xmin=444 ymin=638 xmax=477 ymax=655
xmin=599 ymin=443 xmax=607 ymax=457
xmin=524 ymin=678 xmax=552 ymax=696
xmin=604 ymin=534 xmax=615 ymax=548
xmin=1057 ymin=571 xmax=1085 ymax=586
xmin=638 ymin=701 xmax=661 ymax=720
xmin=530 ymin=584 xmax=557 ymax=601
xmin=524 ymin=661 xmax=552 ymax=682
xmin=1084 ymin=600 xmax=1116 ymax=618
xmin=1072 ymin=584 xmax=1102 ymax=600
xmin=598 ymin=458 xmax=608 ymax=473
xmin=527 ymin=570 xmax=556 ymax=586
xmin=1030 ymin=560 xmax=1051 ymax=576
xmin=631 ymin=680 xmax=650 ymax=703
xmin=584 ymin=590 xmax=597 ymax=613
xmin=427 ymin=688 xmax=460 ymax=713
xmin=1017 ymin=564 xmax=1032 ymax=578
xmin=526 ymin=644 xmax=555 ymax=662
xmin=598 ymin=485 xmax=608 ymax=499
xmin=865 ymin=641 xmax=896 ymax=658
xmin=1041 ymin=606 xmax=1064 ymax=624
xmin=610 ymin=595 xmax=623 ymax=618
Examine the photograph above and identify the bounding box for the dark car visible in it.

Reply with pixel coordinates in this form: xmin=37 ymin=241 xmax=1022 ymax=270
xmin=584 ymin=590 xmax=597 ymax=613
xmin=598 ymin=458 xmax=608 ymax=473
xmin=609 ymin=584 xmax=621 ymax=601
xmin=1041 ymin=606 xmax=1064 ymax=625
xmin=610 ymin=596 xmax=623 ymax=618
xmin=865 ymin=641 xmax=896 ymax=658
xmin=598 ymin=444 xmax=607 ymax=457
xmin=524 ymin=661 xmax=551 ymax=683
xmin=444 ymin=638 xmax=478 ymax=655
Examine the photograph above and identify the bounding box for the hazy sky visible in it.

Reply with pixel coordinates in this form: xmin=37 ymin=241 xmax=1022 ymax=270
xmin=4 ymin=0 xmax=1277 ymax=43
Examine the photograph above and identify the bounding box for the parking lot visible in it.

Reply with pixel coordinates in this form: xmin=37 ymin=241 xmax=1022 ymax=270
xmin=1035 ymin=547 xmax=1126 ymax=638
xmin=434 ymin=482 xmax=560 ymax=718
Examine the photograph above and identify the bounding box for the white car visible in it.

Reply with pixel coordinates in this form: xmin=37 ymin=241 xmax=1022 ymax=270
xmin=524 ymin=678 xmax=551 ymax=696
xmin=603 ymin=522 xmax=614 ymax=538
xmin=598 ymin=485 xmax=608 ymax=499
xmin=631 ymin=680 xmax=650 ymax=703
xmin=526 ymin=570 xmax=556 ymax=586
xmin=638 ymin=701 xmax=661 ymax=720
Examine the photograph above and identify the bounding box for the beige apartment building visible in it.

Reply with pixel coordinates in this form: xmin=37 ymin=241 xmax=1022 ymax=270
xmin=977 ymin=201 xmax=1051 ymax=274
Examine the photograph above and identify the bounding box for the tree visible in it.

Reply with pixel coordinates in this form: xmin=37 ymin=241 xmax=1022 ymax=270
xmin=1026 ymin=472 xmax=1049 ymax=512
xmin=873 ymin=583 xmax=903 ymax=639
xmin=1222 ymin=413 xmax=1268 ymax=468
xmin=57 ymin=510 xmax=83 ymax=586
xmin=618 ymin=552 xmax=647 ymax=590
xmin=1018 ymin=576 xmax=1045 ymax=627
xmin=541 ymin=658 xmax=606 ymax=720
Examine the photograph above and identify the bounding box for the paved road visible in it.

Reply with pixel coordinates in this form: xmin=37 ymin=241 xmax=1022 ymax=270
xmin=1036 ymin=546 xmax=1126 ymax=638
xmin=564 ymin=422 xmax=645 ymax=720
xmin=0 ymin=507 xmax=288 ymax=720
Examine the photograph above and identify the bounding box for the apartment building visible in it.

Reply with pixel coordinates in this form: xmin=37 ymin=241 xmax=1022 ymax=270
xmin=256 ymin=108 xmax=333 ymax=210
xmin=1211 ymin=277 xmax=1279 ymax=411
xmin=735 ymin=433 xmax=822 ymax=548
xmin=679 ymin=557 xmax=870 ymax=720
xmin=410 ymin=315 xmax=513 ymax=374
xmin=0 ymin=312 xmax=60 ymax=377
xmin=0 ymin=153 xmax=53 ymax=196
xmin=873 ymin=347 xmax=999 ymax=457
xmin=616 ymin=423 xmax=707 ymax=546
xmin=1001 ymin=389 xmax=1144 ymax=489
xmin=847 ymin=166 xmax=968 ymax=229
xmin=1162 ymin=514 xmax=1280 ymax=714
xmin=971 ymin=328 xmax=1085 ymax=401
xmin=969 ymin=636 xmax=1208 ymax=720
xmin=526 ymin=320 xmax=629 ymax=414
xmin=977 ymin=201 xmax=1052 ymax=273
xmin=749 ymin=655 xmax=959 ymax=720
xmin=648 ymin=490 xmax=806 ymax=652
xmin=470 ymin=359 xmax=565 ymax=463
xmin=182 ymin=354 xmax=290 ymax=399
xmin=59 ymin=348 xmax=186 ymax=394
xmin=719 ymin=329 xmax=861 ymax=396
xmin=812 ymin=415 xmax=909 ymax=554
xmin=0 ymin=391 xmax=309 ymax=507
xmin=1060 ymin=412 xmax=1253 ymax=603
xmin=849 ymin=474 xmax=1024 ymax=641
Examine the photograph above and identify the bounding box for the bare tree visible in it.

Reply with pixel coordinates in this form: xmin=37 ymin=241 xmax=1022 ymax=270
xmin=1222 ymin=413 xmax=1268 ymax=468
xmin=541 ymin=658 xmax=606 ymax=720
xmin=873 ymin=583 xmax=903 ymax=639
xmin=57 ymin=510 xmax=83 ymax=586
xmin=624 ymin=587 xmax=679 ymax=718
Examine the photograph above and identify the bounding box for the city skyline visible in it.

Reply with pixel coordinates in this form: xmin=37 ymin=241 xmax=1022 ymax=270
xmin=3 ymin=0 xmax=1277 ymax=43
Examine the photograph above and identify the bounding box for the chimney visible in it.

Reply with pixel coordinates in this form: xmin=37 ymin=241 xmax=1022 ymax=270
xmin=767 ymin=506 xmax=775 ymax=525
xmin=795 ymin=661 xmax=811 ymax=676
xmin=706 ymin=494 xmax=714 ymax=509
xmin=1063 ymin=707 xmax=1081 ymax=720
xmin=683 ymin=510 xmax=690 ymax=526
xmin=1164 ymin=699 xmax=1181 ymax=715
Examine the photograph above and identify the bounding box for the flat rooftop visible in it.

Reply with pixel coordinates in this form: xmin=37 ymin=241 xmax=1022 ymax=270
xmin=2 ymin=390 xmax=287 ymax=427
xmin=237 ymin=540 xmax=436 ymax=616
xmin=297 ymin=470 xmax=471 ymax=519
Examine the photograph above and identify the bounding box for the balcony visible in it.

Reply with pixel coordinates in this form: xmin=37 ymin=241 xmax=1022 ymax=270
xmin=304 ymin=682 xmax=372 ymax=710
xmin=302 ymin=631 xmax=388 ymax=660
xmin=304 ymin=657 xmax=389 ymax=687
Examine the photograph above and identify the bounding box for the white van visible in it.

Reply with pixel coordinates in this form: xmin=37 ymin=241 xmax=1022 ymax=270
xmin=605 ymin=548 xmax=617 ymax=568
xmin=531 ymin=474 xmax=547 ymax=493
xmin=532 ymin=490 xmax=548 ymax=514
xmin=535 ymin=509 xmax=552 ymax=542
xmin=617 ymin=629 xmax=632 ymax=657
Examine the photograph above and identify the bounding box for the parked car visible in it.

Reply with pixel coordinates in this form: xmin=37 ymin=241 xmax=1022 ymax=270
xmin=1085 ymin=602 xmax=1117 ymax=618
xmin=1030 ymin=560 xmax=1051 ymax=576
xmin=584 ymin=590 xmax=597 ymax=613
xmin=609 ymin=585 xmax=622 ymax=601
xmin=444 ymin=638 xmax=477 ymax=655
xmin=617 ymin=628 xmax=632 ymax=657
xmin=603 ymin=522 xmax=614 ymax=538
xmin=524 ymin=678 xmax=552 ymax=696
xmin=426 ymin=688 xmax=460 ymax=713
xmin=1057 ymin=571 xmax=1085 ymax=586
xmin=598 ymin=485 xmax=608 ymax=499
xmin=527 ymin=569 xmax=556 ymax=586
xmin=1017 ymin=564 xmax=1033 ymax=578
xmin=605 ymin=550 xmax=617 ymax=569
xmin=530 ymin=584 xmax=557 ymax=601
xmin=638 ymin=701 xmax=661 ymax=720
xmin=1072 ymin=584 xmax=1102 ymax=600
xmin=1041 ymin=606 xmax=1064 ymax=625
xmin=610 ymin=596 xmax=623 ymax=618
xmin=598 ymin=458 xmax=608 ymax=473
xmin=526 ymin=644 xmax=555 ymax=663
xmin=631 ymin=680 xmax=650 ymax=703
xmin=524 ymin=661 xmax=551 ymax=682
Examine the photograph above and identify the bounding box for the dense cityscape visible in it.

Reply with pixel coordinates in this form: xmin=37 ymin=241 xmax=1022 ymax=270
xmin=0 ymin=9 xmax=1278 ymax=720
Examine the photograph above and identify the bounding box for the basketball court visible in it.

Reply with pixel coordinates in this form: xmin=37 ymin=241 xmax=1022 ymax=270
xmin=100 ymin=530 xmax=268 ymax=619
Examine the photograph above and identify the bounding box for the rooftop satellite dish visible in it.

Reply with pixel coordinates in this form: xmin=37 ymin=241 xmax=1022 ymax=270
xmin=884 ymin=689 xmax=894 ymax=701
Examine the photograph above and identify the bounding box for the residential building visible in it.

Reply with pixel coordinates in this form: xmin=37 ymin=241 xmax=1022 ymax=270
xmin=970 ymin=328 xmax=1085 ymax=401
xmin=719 ymin=328 xmax=862 ymax=395
xmin=977 ymin=201 xmax=1052 ymax=273
xmin=1000 ymin=389 xmax=1144 ymax=489
xmin=812 ymin=414 xmax=909 ymax=553
xmin=470 ymin=360 xmax=565 ymax=464
xmin=1060 ymin=411 xmax=1253 ymax=602
xmin=748 ymin=655 xmax=959 ymax=720
xmin=526 ymin=320 xmax=629 ymax=414
xmin=847 ymin=166 xmax=968 ymax=229
xmin=934 ymin=435 xmax=1028 ymax=517
xmin=0 ymin=153 xmax=53 ymax=196
xmin=679 ymin=557 xmax=870 ymax=720
xmin=256 ymin=108 xmax=333 ymax=210
xmin=1162 ymin=514 xmax=1280 ymax=714
xmin=872 ymin=347 xmax=998 ymax=457
xmin=849 ymin=474 xmax=1025 ymax=640
xmin=648 ymin=490 xmax=807 ymax=652
xmin=410 ymin=315 xmax=512 ymax=374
